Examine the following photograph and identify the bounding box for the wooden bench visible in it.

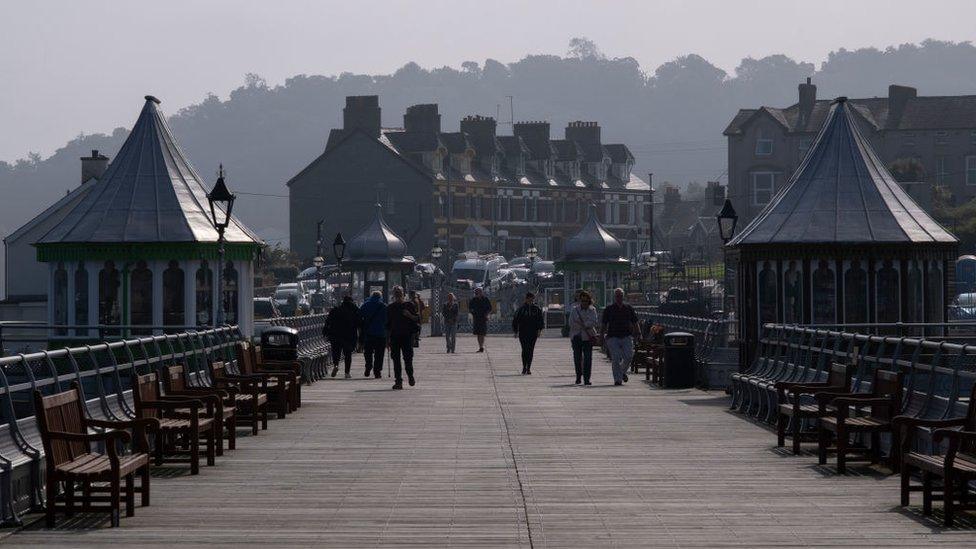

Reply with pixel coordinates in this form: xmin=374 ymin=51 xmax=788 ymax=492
xmin=34 ymin=383 xmax=156 ymax=527
xmin=162 ymin=364 xmax=237 ymax=455
xmin=817 ymin=368 xmax=904 ymax=474
xmin=209 ymin=360 xmax=269 ymax=435
xmin=131 ymin=373 xmax=216 ymax=475
xmin=896 ymin=383 xmax=976 ymax=525
xmin=775 ymin=363 xmax=852 ymax=454
xmin=235 ymin=343 xmax=296 ymax=419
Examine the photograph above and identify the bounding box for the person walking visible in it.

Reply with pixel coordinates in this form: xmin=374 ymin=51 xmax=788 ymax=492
xmin=469 ymin=287 xmax=492 ymax=352
xmin=325 ymin=295 xmax=360 ymax=378
xmin=441 ymin=292 xmax=460 ymax=353
xmin=601 ymin=288 xmax=639 ymax=386
xmin=409 ymin=290 xmax=426 ymax=348
xmin=359 ymin=291 xmax=388 ymax=378
xmin=568 ymin=290 xmax=599 ymax=385
xmin=387 ymin=286 xmax=420 ymax=390
xmin=512 ymin=292 xmax=545 ymax=375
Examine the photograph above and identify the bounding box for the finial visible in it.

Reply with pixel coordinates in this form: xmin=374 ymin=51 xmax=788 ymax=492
xmin=144 ymin=95 xmax=161 ymax=105
xmin=832 ymin=96 xmax=848 ymax=104
xmin=218 ymin=163 xmax=225 ymax=179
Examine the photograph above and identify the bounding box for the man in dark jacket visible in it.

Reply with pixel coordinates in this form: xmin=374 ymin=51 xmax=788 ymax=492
xmin=512 ymin=292 xmax=545 ymax=375
xmin=469 ymin=287 xmax=492 ymax=353
xmin=325 ymin=295 xmax=360 ymax=378
xmin=359 ymin=291 xmax=388 ymax=378
xmin=386 ymin=285 xmax=420 ymax=390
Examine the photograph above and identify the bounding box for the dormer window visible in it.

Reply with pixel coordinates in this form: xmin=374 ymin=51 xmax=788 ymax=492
xmin=755 ymin=134 xmax=773 ymax=156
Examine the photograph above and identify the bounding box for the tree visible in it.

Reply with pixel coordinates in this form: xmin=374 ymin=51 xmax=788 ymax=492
xmin=567 ymin=37 xmax=605 ymax=61
xmin=888 ymin=157 xmax=926 ymax=182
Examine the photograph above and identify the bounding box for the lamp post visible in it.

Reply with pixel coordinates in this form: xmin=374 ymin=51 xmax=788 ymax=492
xmin=644 ymin=253 xmax=658 ymax=305
xmin=716 ymin=198 xmax=739 ymax=315
xmin=332 ymin=232 xmax=346 ymax=298
xmin=526 ymin=241 xmax=539 ymax=289
xmin=207 ymin=164 xmax=236 ymax=326
xmin=430 ymin=244 xmax=444 ymax=337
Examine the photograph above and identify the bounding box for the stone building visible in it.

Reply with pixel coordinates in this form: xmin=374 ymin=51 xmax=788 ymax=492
xmin=287 ymin=96 xmax=650 ymax=263
xmin=724 ymin=79 xmax=976 ymax=225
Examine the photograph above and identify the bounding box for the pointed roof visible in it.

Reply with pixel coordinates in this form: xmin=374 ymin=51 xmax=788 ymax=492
xmin=729 ymin=98 xmax=956 ymax=246
xmin=39 ymin=96 xmax=260 ymax=245
xmin=560 ymin=204 xmax=629 ymax=264
xmin=345 ymin=204 xmax=411 ymax=264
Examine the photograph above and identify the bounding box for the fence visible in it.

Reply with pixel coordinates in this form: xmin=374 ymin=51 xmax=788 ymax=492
xmin=635 ymin=312 xmax=737 ymax=388
xmin=267 ymin=314 xmax=330 ymax=380
xmin=0 ymin=326 xmax=245 ymax=526
xmin=732 ymin=323 xmax=976 ymax=454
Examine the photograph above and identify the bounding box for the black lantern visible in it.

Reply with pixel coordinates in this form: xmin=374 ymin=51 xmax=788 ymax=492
xmin=333 ymin=232 xmax=347 ymax=266
xmin=716 ymin=198 xmax=738 ymax=244
xmin=207 ymin=164 xmax=236 ymax=231
xmin=431 ymin=244 xmax=443 ymax=260
xmin=526 ymin=241 xmax=538 ymax=262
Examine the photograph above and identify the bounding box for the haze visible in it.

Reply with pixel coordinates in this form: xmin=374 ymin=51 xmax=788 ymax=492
xmin=3 ymin=0 xmax=976 ymax=162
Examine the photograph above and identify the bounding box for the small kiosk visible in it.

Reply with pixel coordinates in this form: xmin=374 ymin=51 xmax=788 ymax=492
xmin=556 ymin=204 xmax=631 ymax=308
xmin=343 ymin=204 xmax=415 ymax=302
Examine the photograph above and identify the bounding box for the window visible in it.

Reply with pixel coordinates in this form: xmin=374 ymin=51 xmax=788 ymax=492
xmin=905 ymin=260 xmax=924 ymax=323
xmin=902 ymin=132 xmax=916 ymax=147
xmin=99 ymin=261 xmax=121 ymax=327
xmin=844 ymin=260 xmax=868 ymax=324
xmin=163 ymin=260 xmax=184 ymax=327
xmin=130 ymin=260 xmax=153 ymax=331
xmin=967 ymin=156 xmax=976 ymax=185
xmin=936 ymin=156 xmax=949 ymax=185
xmin=755 ymin=137 xmax=773 ymax=156
xmin=757 ymin=261 xmax=777 ymax=326
xmin=528 ymin=196 xmax=538 ymax=222
xmin=926 ymin=261 xmax=944 ymax=323
xmin=876 ymin=260 xmax=900 ymax=323
xmin=469 ymin=195 xmax=478 ymax=219
xmin=74 ymin=263 xmax=88 ymax=328
xmin=798 ymin=137 xmax=812 ymax=158
xmin=53 ymin=263 xmax=67 ymax=332
xmin=196 ymin=262 xmax=213 ymax=326
xmin=811 ymin=260 xmax=836 ymax=324
xmin=223 ymin=262 xmax=239 ymax=325
xmin=782 ymin=260 xmax=802 ymax=324
xmin=751 ymin=172 xmax=775 ymax=206
xmin=935 ymin=131 xmax=949 ymax=147
xmin=971 ymin=130 xmax=976 ymax=146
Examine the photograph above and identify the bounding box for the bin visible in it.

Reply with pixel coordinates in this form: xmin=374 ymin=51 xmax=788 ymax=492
xmin=662 ymin=331 xmax=696 ymax=389
xmin=261 ymin=326 xmax=299 ymax=362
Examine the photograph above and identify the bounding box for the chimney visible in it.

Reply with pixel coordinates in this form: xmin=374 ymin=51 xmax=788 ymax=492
xmin=565 ymin=121 xmax=601 ymax=145
xmin=888 ymin=84 xmax=917 ymax=123
xmin=80 ymin=149 xmax=109 ymax=184
xmin=798 ymin=77 xmax=816 ymax=126
xmin=403 ymin=104 xmax=441 ymax=134
xmin=663 ymin=185 xmax=681 ymax=214
xmin=707 ymin=181 xmax=725 ymax=206
xmin=460 ymin=115 xmax=497 ymax=155
xmin=343 ymin=95 xmax=381 ymax=138
xmin=513 ymin=121 xmax=551 ymax=158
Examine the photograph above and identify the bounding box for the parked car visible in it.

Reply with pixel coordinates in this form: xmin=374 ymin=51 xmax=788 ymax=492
xmin=274 ymin=284 xmax=309 ymax=316
xmin=253 ymin=297 xmax=281 ymax=320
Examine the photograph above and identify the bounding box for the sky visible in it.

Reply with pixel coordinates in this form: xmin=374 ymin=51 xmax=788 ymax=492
xmin=2 ymin=0 xmax=976 ymax=162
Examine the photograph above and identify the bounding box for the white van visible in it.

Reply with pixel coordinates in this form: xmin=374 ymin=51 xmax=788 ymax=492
xmin=452 ymin=253 xmax=506 ymax=290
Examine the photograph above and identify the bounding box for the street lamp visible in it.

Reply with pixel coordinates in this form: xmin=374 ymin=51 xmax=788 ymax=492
xmin=207 ymin=164 xmax=236 ymax=326
xmin=430 ymin=244 xmax=444 ymax=337
xmin=715 ymin=198 xmax=738 ymax=314
xmin=526 ymin=241 xmax=539 ymax=287
xmin=333 ymin=232 xmax=346 ymax=297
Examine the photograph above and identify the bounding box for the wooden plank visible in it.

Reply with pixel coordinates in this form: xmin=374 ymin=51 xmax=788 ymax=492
xmin=5 ymin=334 xmax=976 ymax=547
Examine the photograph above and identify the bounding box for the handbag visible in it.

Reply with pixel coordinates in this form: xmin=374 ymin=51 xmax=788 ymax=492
xmin=576 ymin=308 xmax=602 ymax=346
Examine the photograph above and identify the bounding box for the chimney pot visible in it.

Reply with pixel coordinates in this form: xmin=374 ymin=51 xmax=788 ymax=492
xmin=343 ymin=95 xmax=382 ymax=138
xmin=80 ymin=150 xmax=109 ymax=184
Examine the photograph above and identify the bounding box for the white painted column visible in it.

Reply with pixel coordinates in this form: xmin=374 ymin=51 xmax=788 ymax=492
xmin=46 ymin=263 xmax=55 ymax=326
xmin=185 ymin=260 xmax=197 ymax=328
xmin=151 ymin=259 xmax=164 ymax=333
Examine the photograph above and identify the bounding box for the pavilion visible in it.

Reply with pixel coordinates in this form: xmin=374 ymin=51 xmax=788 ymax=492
xmin=556 ymin=203 xmax=630 ymax=308
xmin=34 ymin=96 xmax=263 ymax=336
xmin=727 ymin=97 xmax=958 ymax=362
xmin=343 ymin=204 xmax=415 ymax=302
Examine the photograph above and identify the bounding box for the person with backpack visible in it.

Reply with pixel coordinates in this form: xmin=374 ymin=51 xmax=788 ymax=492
xmin=359 ymin=291 xmax=388 ymax=378
xmin=512 ymin=292 xmax=545 ymax=375
xmin=324 ymin=294 xmax=361 ymax=378
xmin=386 ymin=286 xmax=420 ymax=390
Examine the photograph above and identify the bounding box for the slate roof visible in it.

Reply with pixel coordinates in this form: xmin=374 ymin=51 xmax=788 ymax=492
xmin=551 ymin=139 xmax=582 ymax=161
xmin=439 ymin=132 xmax=473 ymax=154
xmin=723 ymin=94 xmax=976 ymax=135
xmin=729 ymin=98 xmax=957 ymax=246
xmin=604 ymin=144 xmax=634 ymax=163
xmin=39 ymin=96 xmax=261 ymax=245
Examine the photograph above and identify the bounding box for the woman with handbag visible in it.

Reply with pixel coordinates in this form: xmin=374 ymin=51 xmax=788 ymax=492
xmin=568 ymin=290 xmax=599 ymax=385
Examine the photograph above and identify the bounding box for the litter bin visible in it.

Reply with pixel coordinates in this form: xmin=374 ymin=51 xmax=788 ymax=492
xmin=261 ymin=326 xmax=299 ymax=362
xmin=662 ymin=331 xmax=696 ymax=389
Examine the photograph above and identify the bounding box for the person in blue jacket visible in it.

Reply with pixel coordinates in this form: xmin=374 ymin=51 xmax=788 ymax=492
xmin=359 ymin=291 xmax=388 ymax=378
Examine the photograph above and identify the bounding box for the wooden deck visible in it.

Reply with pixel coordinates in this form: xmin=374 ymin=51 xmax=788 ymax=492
xmin=5 ymin=334 xmax=976 ymax=547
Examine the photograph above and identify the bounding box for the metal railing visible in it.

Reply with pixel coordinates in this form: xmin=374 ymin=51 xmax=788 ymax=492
xmin=0 ymin=321 xmax=238 ymax=357
xmin=0 ymin=326 xmax=245 ymax=525
xmin=268 ymin=314 xmax=330 ymax=380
